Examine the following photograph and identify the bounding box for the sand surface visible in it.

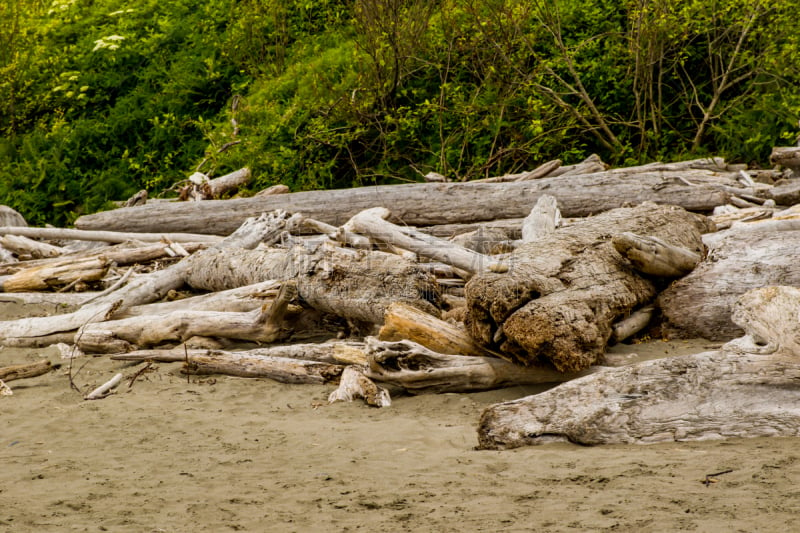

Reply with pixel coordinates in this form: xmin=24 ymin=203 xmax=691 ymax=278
xmin=2 ymin=314 xmax=798 ymax=532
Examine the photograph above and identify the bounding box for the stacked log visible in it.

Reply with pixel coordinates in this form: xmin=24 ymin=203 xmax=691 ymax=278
xmin=2 ymin=153 xmax=800 ymax=450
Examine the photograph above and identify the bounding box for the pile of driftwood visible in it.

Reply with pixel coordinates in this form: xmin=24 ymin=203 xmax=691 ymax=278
xmin=2 ymin=150 xmax=800 ymax=446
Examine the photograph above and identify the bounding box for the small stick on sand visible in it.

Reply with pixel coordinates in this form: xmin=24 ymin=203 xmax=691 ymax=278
xmin=85 ymin=373 xmax=123 ymax=400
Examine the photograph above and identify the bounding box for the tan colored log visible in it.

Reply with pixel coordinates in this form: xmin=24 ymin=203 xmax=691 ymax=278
xmin=364 ymin=338 xmax=591 ymax=394
xmin=1 ymin=256 xmax=109 ymax=292
xmin=347 ymin=207 xmax=505 ymax=275
xmin=466 ymin=203 xmax=708 ymax=372
xmin=521 ymin=194 xmax=560 ymax=243
xmin=0 ymin=226 xmax=222 ymax=244
xmin=0 ymin=241 xmax=209 ymax=276
xmin=612 ymin=232 xmax=702 ymax=277
xmin=0 ymin=360 xmax=54 ymax=381
xmin=378 ymin=302 xmax=487 ymax=357
xmin=478 ymin=286 xmax=800 ymax=448
xmin=255 ymin=184 xmax=290 ymax=197
xmin=76 ymin=282 xmax=297 ymax=353
xmin=0 ymin=234 xmax=64 ymax=259
xmin=182 ymin=351 xmax=343 ymax=384
xmin=73 ymin=169 xmax=736 ymax=235
xmin=0 ymin=211 xmax=295 ymax=342
xmin=328 ymin=366 xmax=391 ymax=407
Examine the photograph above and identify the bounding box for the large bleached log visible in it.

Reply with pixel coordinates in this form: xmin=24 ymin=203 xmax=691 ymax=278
xmin=658 ymin=226 xmax=800 ymax=341
xmin=465 ymin=203 xmax=708 ymax=372
xmin=364 ymin=338 xmax=591 ymax=394
xmin=183 ymin=243 xmax=440 ymax=324
xmin=0 ymin=211 xmax=294 ymax=344
xmin=74 ymin=170 xmax=737 ymax=235
xmin=477 ymin=286 xmax=800 ymax=448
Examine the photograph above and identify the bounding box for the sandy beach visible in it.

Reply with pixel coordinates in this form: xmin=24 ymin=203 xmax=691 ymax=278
xmin=2 ymin=311 xmax=799 ymax=532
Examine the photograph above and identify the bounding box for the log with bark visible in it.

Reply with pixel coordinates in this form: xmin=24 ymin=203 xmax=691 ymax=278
xmin=477 ymin=285 xmax=800 ymax=448
xmin=73 ymin=170 xmax=739 ymax=235
xmin=658 ymin=224 xmax=800 ymax=341
xmin=465 ymin=202 xmax=709 ymax=372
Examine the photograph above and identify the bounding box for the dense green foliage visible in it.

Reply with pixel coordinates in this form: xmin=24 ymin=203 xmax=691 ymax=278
xmin=2 ymin=0 xmax=799 ymax=225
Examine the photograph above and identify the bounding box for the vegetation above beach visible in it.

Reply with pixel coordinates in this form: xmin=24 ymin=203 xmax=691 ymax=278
xmin=2 ymin=0 xmax=798 ymax=224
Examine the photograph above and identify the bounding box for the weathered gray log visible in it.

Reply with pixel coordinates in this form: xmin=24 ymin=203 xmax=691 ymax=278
xmin=612 ymin=232 xmax=702 ymax=277
xmin=478 ymin=286 xmax=800 ymax=448
xmin=183 ymin=243 xmax=441 ymax=324
xmin=181 ymin=351 xmax=343 ymax=384
xmin=0 ymin=211 xmax=294 ymax=344
xmin=659 ymin=227 xmax=800 ymax=341
xmin=74 ymin=170 xmax=737 ymax=235
xmin=364 ymin=338 xmax=591 ymax=394
xmin=465 ymin=203 xmax=708 ymax=372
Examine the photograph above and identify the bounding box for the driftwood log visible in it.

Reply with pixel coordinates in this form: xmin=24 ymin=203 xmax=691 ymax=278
xmin=182 ymin=243 xmax=441 ymax=325
xmin=73 ymin=170 xmax=738 ymax=235
xmin=659 ymin=224 xmax=800 ymax=340
xmin=182 ymin=351 xmax=344 ymax=384
xmin=465 ymin=202 xmax=708 ymax=372
xmin=363 ymin=338 xmax=591 ymax=394
xmin=0 ymin=211 xmax=294 ymax=346
xmin=478 ymin=285 xmax=800 ymax=448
